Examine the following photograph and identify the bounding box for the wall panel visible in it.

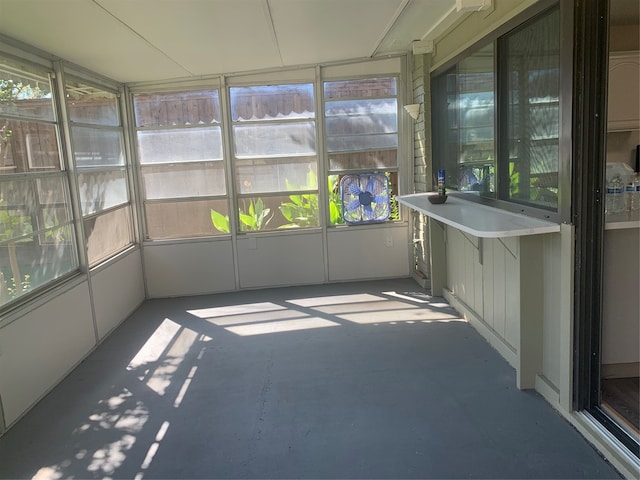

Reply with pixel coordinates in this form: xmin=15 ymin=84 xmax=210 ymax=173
xmin=143 ymin=240 xmax=236 ymax=297
xmin=237 ymin=232 xmax=325 ymax=289
xmin=92 ymin=249 xmax=145 ymax=340
xmin=327 ymin=225 xmax=410 ymax=282
xmin=0 ymin=282 xmax=95 ymax=426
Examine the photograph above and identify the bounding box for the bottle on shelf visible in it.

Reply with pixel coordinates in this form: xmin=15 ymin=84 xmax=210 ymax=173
xmin=605 ymin=174 xmax=624 ymax=215
xmin=633 ymin=174 xmax=640 ymax=211
xmin=625 ymin=181 xmax=635 ymax=212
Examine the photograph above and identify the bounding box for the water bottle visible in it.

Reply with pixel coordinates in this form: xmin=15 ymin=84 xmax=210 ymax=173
xmin=605 ymin=174 xmax=624 ymax=215
xmin=625 ymin=182 xmax=635 ymax=212
xmin=437 ymin=169 xmax=446 ymax=196
xmin=633 ymin=175 xmax=640 ymax=211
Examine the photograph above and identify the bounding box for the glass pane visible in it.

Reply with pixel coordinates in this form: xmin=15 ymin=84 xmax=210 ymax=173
xmin=0 ymin=226 xmax=78 ymax=307
xmin=85 ymin=206 xmax=132 ymax=266
xmin=233 ymin=122 xmax=316 ymax=157
xmin=66 ymin=80 xmax=119 ymax=126
xmin=133 ymin=90 xmax=221 ymax=127
xmin=230 ymin=84 xmax=314 ymax=121
xmin=328 ymin=149 xmax=397 ymax=171
xmin=77 ymin=169 xmax=128 ymax=215
xmin=145 ymin=199 xmax=229 ymax=239
xmin=236 ymin=194 xmax=320 ymax=232
xmin=457 ymin=43 xmax=495 ymax=196
xmin=236 ymin=156 xmax=316 ymax=194
xmin=324 ymin=78 xmax=397 ymax=99
xmin=0 ymin=59 xmax=54 ymax=121
xmin=325 ymin=98 xmax=397 ymax=135
xmin=506 ymin=8 xmax=560 ymax=210
xmin=137 ymin=127 xmax=223 ymax=163
xmin=0 ymin=177 xmax=71 ymax=237
xmin=327 ymin=133 xmax=397 ymax=153
xmin=142 ymin=162 xmax=226 ymax=199
xmin=72 ymin=126 xmax=124 ymax=167
xmin=36 ymin=176 xmax=72 ymax=228
xmin=432 ymin=69 xmax=459 ymax=192
xmin=0 ymin=119 xmax=61 ymax=173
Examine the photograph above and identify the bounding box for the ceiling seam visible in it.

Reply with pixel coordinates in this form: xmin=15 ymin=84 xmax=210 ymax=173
xmin=369 ymin=0 xmax=413 ymax=58
xmin=91 ymin=0 xmax=195 ymax=76
xmin=263 ymin=0 xmax=285 ymax=67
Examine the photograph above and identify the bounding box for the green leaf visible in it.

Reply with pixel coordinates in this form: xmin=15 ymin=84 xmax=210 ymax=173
xmin=210 ymin=209 xmax=230 ymax=233
xmin=289 ymin=194 xmax=304 ymax=207
xmin=239 ymin=213 xmax=255 ymax=228
xmin=279 ymin=204 xmax=295 ymax=222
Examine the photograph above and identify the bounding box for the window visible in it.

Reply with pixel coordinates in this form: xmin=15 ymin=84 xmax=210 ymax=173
xmin=133 ymin=90 xmax=228 ymax=239
xmin=323 ymin=77 xmax=399 ymax=224
xmin=0 ymin=57 xmax=78 ymax=307
xmin=228 ymin=83 xmax=318 ymax=231
xmin=501 ymin=8 xmax=560 ymax=209
xmin=432 ymin=6 xmax=560 ymax=217
xmin=66 ymin=78 xmax=133 ymax=265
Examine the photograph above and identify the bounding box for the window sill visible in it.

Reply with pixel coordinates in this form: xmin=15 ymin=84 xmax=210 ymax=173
xmin=397 ymin=193 xmax=560 ymax=238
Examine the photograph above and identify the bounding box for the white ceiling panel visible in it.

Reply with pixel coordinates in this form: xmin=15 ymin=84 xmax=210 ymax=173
xmin=0 ymin=0 xmax=464 ymax=84
xmin=268 ymin=0 xmax=406 ymax=65
xmin=0 ymin=0 xmax=190 ymax=82
xmin=97 ymin=0 xmax=284 ymax=76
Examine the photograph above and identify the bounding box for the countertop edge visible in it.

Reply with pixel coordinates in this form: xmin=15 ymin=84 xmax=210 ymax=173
xmin=397 ymin=193 xmax=561 ymax=238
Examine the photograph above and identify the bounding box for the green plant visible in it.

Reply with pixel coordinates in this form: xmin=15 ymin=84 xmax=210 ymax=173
xmin=328 ymin=175 xmax=345 ymax=225
xmin=278 ymin=169 xmax=320 ymax=229
xmin=239 ymin=198 xmax=273 ymax=231
xmin=0 ymin=200 xmax=33 ymax=297
xmin=210 ymin=198 xmax=273 ymax=233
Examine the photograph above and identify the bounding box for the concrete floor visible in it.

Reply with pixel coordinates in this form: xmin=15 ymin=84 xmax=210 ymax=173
xmin=0 ymin=278 xmax=622 ymax=479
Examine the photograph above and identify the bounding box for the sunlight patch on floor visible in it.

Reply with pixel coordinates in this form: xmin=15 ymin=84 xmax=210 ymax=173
xmin=126 ymin=318 xmax=202 ymax=396
xmin=382 ymin=290 xmax=432 ymax=304
xmin=311 ymin=300 xmax=419 ymax=315
xmin=286 ymin=293 xmax=386 ymax=307
xmin=127 ymin=318 xmax=181 ymax=375
xmin=199 ymin=308 xmax=303 ymax=326
xmin=187 ymin=302 xmax=286 ymax=319
xmin=225 ymin=317 xmax=339 ymax=336
xmin=337 ymin=308 xmax=463 ymax=324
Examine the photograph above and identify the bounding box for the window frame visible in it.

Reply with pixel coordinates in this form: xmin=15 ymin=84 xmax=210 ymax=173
xmin=431 ymin=0 xmax=569 ymax=224
xmin=228 ymin=81 xmax=320 ymax=233
xmin=0 ymin=56 xmax=80 ymax=310
xmin=131 ymin=87 xmax=230 ymax=240
xmin=322 ymin=74 xmax=402 ymax=226
xmin=65 ymin=76 xmax=134 ymax=266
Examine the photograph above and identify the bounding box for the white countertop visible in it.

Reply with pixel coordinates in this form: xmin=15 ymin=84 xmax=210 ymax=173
xmin=397 ymin=193 xmax=561 ymax=238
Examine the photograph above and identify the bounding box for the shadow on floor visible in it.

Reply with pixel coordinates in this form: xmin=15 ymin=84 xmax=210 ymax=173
xmin=0 ymin=278 xmax=622 ymax=479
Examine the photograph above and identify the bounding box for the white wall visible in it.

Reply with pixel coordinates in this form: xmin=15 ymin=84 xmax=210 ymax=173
xmin=142 ymin=225 xmax=411 ymax=296
xmin=0 ymin=250 xmax=145 ymax=430
xmin=143 ymin=239 xmax=236 ymax=298
xmin=0 ymin=282 xmax=94 ymax=426
xmin=327 ymin=225 xmax=410 ymax=282
xmin=92 ymin=249 xmax=146 ymax=340
xmin=237 ymin=232 xmax=325 ymax=289
xmin=602 ymin=228 xmax=640 ymax=367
